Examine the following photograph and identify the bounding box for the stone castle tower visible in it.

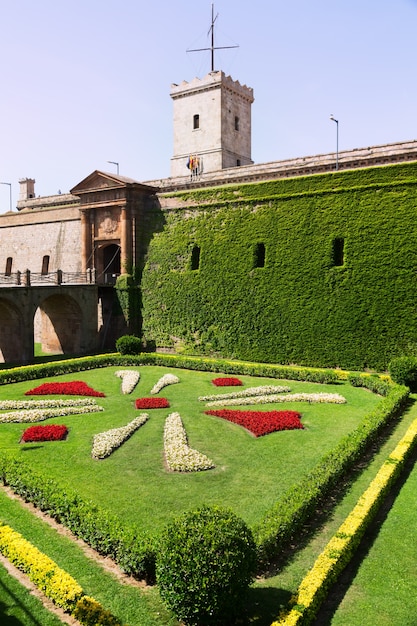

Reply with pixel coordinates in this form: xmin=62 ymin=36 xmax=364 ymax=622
xmin=170 ymin=70 xmax=254 ymax=177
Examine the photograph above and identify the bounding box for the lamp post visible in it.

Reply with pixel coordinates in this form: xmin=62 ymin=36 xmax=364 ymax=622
xmin=107 ymin=161 xmax=119 ymax=175
xmin=329 ymin=115 xmax=339 ymax=171
xmin=0 ymin=182 xmax=12 ymax=211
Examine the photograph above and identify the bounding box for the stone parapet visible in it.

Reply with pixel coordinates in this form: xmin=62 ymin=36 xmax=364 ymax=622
xmin=146 ymin=139 xmax=417 ymax=193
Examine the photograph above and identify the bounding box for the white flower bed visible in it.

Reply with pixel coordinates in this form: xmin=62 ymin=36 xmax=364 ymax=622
xmin=198 ymin=385 xmax=291 ymax=402
xmin=164 ymin=412 xmax=214 ymax=472
xmin=150 ymin=373 xmax=180 ymax=395
xmin=0 ymin=404 xmax=104 ymax=424
xmin=91 ymin=414 xmax=149 ymax=460
xmin=205 ymin=392 xmax=347 ymax=407
xmin=115 ymin=370 xmax=140 ymax=394
xmin=0 ymin=398 xmax=97 ymax=410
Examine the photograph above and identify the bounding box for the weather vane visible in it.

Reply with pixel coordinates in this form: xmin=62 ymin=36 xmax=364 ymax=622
xmin=187 ymin=3 xmax=239 ymax=72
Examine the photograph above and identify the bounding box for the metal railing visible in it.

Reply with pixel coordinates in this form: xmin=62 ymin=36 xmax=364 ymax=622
xmin=0 ymin=269 xmax=118 ymax=287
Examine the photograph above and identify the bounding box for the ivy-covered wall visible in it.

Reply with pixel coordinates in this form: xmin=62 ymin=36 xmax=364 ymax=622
xmin=140 ymin=163 xmax=417 ymax=371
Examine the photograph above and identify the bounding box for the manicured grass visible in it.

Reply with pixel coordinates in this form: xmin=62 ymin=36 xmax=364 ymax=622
xmin=0 ymin=366 xmax=379 ymax=533
xmin=0 ymin=560 xmax=64 ymax=626
xmin=327 ymin=404 xmax=417 ymax=625
xmin=0 ymin=489 xmax=175 ymax=626
xmin=254 ymin=397 xmax=417 ymax=625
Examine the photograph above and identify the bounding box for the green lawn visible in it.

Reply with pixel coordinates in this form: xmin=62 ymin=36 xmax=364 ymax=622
xmin=1 ymin=364 xmax=405 ymax=625
xmin=0 ymin=366 xmax=379 ymax=533
xmin=327 ymin=405 xmax=417 ymax=625
xmin=0 ymin=560 xmax=64 ymax=626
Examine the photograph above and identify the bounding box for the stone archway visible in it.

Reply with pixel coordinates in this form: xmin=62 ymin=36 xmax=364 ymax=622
xmin=35 ymin=294 xmax=83 ymax=355
xmin=98 ymin=243 xmax=121 ymax=285
xmin=0 ymin=298 xmax=25 ymax=363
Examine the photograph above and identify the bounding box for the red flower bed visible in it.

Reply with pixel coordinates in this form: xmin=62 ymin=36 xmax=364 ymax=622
xmin=25 ymin=381 xmax=105 ymax=397
xmin=21 ymin=425 xmax=68 ymax=443
xmin=135 ymin=397 xmax=170 ymax=409
xmin=204 ymin=409 xmax=303 ymax=437
xmin=211 ymin=377 xmax=243 ymax=387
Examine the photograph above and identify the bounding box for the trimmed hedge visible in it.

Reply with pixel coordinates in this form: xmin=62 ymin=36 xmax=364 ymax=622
xmin=0 ymin=456 xmax=156 ymax=582
xmin=253 ymin=382 xmax=408 ymax=567
xmin=141 ymin=162 xmax=417 ymax=371
xmin=273 ymin=415 xmax=417 ymax=625
xmin=0 ymin=522 xmax=123 ymax=625
xmin=388 ymin=356 xmax=417 ymax=391
xmin=0 ymin=354 xmax=408 ymax=580
xmin=156 ymin=506 xmax=256 ymax=625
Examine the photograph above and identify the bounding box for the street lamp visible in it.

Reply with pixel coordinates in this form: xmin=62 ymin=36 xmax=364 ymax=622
xmin=329 ymin=115 xmax=339 ymax=171
xmin=107 ymin=161 xmax=119 ymax=175
xmin=0 ymin=182 xmax=12 ymax=211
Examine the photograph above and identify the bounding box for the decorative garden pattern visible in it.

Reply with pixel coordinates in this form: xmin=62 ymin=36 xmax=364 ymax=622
xmin=25 ymin=381 xmax=105 ymax=397
xmin=91 ymin=414 xmax=149 ymax=460
xmin=115 ymin=369 xmax=140 ymax=394
xmin=204 ymin=409 xmax=304 ymax=437
xmin=0 ymin=369 xmax=347 ymax=472
xmin=21 ymin=424 xmax=68 ymax=442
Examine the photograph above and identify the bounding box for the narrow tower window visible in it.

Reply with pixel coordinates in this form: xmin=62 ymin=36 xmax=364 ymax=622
xmin=332 ymin=238 xmax=345 ymax=266
xmin=191 ymin=245 xmax=200 ymax=270
xmin=254 ymin=243 xmax=266 ymax=268
xmin=41 ymin=255 xmax=50 ymax=275
xmin=234 ymin=115 xmax=240 ymax=131
xmin=193 ymin=114 xmax=200 ymax=130
xmin=5 ymin=257 xmax=12 ymax=276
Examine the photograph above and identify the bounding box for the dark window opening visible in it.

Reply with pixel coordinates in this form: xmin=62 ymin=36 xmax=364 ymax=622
xmin=41 ymin=255 xmax=50 ymax=275
xmin=254 ymin=243 xmax=266 ymax=268
xmin=236 ymin=159 xmax=241 ymax=166
xmin=193 ymin=114 xmax=200 ymax=130
xmin=234 ymin=116 xmax=240 ymax=131
xmin=332 ymin=238 xmax=345 ymax=266
xmin=191 ymin=245 xmax=200 ymax=270
xmin=5 ymin=257 xmax=12 ymax=276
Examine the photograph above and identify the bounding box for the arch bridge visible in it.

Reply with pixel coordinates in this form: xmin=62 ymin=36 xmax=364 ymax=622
xmin=0 ymin=284 xmax=100 ymax=364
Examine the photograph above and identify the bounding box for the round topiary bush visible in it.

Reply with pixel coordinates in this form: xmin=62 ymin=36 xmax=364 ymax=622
xmin=115 ymin=334 xmax=142 ymax=355
xmin=156 ymin=505 xmax=257 ymax=625
xmin=388 ymin=356 xmax=417 ymax=391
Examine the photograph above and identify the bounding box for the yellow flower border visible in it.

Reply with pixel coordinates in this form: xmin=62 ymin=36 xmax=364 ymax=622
xmin=0 ymin=522 xmax=123 ymax=624
xmin=272 ymin=417 xmax=417 ymax=625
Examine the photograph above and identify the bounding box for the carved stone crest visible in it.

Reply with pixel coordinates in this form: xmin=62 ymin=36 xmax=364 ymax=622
xmin=100 ymin=212 xmax=118 ymax=235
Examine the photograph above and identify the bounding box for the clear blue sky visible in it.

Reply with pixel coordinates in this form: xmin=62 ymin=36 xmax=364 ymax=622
xmin=1 ymin=0 xmax=416 ymax=207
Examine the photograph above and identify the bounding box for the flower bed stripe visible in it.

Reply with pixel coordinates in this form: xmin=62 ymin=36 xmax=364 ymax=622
xmin=150 ymin=373 xmax=180 ymax=395
xmin=0 ymin=522 xmax=83 ymax=611
xmin=0 ymin=404 xmax=104 ymax=424
xmin=199 ymin=385 xmax=291 ymax=402
xmin=211 ymin=377 xmax=242 ymax=386
xmin=115 ymin=369 xmax=140 ymax=394
xmin=21 ymin=425 xmax=68 ymax=443
xmin=164 ymin=412 xmax=214 ymax=472
xmin=272 ymin=416 xmax=417 ymax=626
xmin=0 ymin=522 xmax=123 ymax=623
xmin=135 ymin=397 xmax=170 ymax=409
xmin=92 ymin=414 xmax=149 ymax=459
xmin=0 ymin=398 xmax=98 ymax=410
xmin=25 ymin=381 xmax=105 ymax=397
xmin=205 ymin=409 xmax=303 ymax=437
xmin=205 ymin=392 xmax=346 ymax=407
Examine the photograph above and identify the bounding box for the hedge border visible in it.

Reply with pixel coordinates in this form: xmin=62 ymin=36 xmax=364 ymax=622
xmin=0 ymin=522 xmax=123 ymax=625
xmin=0 ymin=354 xmax=408 ymax=580
xmin=272 ymin=416 xmax=417 ymax=625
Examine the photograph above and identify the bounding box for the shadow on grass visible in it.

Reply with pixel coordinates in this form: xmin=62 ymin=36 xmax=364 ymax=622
xmin=258 ymin=398 xmax=414 ymax=581
xmin=244 ymin=587 xmax=293 ymax=625
xmin=311 ymin=416 xmax=417 ymax=625
xmin=0 ymin=579 xmax=44 ymax=626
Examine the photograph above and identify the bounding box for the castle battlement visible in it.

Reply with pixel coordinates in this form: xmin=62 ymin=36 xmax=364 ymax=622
xmin=171 ymin=71 xmax=254 ymax=103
